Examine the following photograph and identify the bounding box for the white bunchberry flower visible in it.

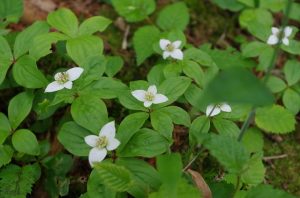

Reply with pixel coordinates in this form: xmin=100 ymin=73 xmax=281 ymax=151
xmin=131 ymin=85 xmax=168 ymax=108
xmin=84 ymin=121 xmax=120 ymax=167
xmin=206 ymin=103 xmax=232 ymax=117
xmin=159 ymin=39 xmax=183 ymax=60
xmin=45 ymin=67 xmax=84 ymax=92
xmin=267 ymin=26 xmax=292 ymax=46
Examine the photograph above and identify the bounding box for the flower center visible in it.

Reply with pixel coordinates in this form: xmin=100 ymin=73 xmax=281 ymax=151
xmin=166 ymin=44 xmax=175 ymax=52
xmin=96 ymin=136 xmax=108 ymax=149
xmin=144 ymin=91 xmax=155 ymax=101
xmin=57 ymin=72 xmax=69 ymax=84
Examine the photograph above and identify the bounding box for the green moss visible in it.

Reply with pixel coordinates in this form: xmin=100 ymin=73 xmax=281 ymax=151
xmin=264 ymin=131 xmax=300 ymax=196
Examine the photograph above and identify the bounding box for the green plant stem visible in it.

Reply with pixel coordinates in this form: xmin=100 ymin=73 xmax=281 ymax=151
xmin=183 ymin=105 xmax=216 ymax=171
xmin=237 ymin=0 xmax=293 ymax=142
xmin=232 ymin=175 xmax=241 ymax=197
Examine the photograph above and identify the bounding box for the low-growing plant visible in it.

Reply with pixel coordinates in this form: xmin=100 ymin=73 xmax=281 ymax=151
xmin=0 ymin=0 xmax=300 ymax=197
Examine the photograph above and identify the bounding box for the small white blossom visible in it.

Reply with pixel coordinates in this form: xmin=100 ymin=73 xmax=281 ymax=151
xmin=84 ymin=121 xmax=120 ymax=167
xmin=206 ymin=103 xmax=232 ymax=117
xmin=267 ymin=26 xmax=292 ymax=46
xmin=159 ymin=39 xmax=183 ymax=60
xmin=45 ymin=67 xmax=84 ymax=92
xmin=131 ymin=85 xmax=168 ymax=108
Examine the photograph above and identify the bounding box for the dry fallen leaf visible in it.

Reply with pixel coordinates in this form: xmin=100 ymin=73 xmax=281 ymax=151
xmin=187 ymin=169 xmax=212 ymax=198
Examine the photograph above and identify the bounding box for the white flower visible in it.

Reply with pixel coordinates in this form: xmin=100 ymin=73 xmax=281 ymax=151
xmin=84 ymin=121 xmax=120 ymax=167
xmin=45 ymin=67 xmax=84 ymax=92
xmin=206 ymin=103 xmax=232 ymax=117
xmin=159 ymin=39 xmax=183 ymax=60
xmin=131 ymin=85 xmax=168 ymax=108
xmin=267 ymin=26 xmax=292 ymax=46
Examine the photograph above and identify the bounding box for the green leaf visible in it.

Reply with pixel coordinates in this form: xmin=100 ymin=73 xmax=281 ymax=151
xmin=87 ymin=169 xmax=116 ymax=198
xmin=71 ymin=94 xmax=108 ymax=132
xmin=283 ymin=89 xmax=300 ymax=114
xmin=157 ymin=153 xmax=182 ymax=184
xmin=257 ymin=47 xmax=275 ymax=71
xmin=0 ymin=0 xmax=23 ymax=24
xmin=8 ymin=91 xmax=34 ymax=130
xmin=259 ymin=0 xmax=286 ymax=12
xmin=119 ymin=128 xmax=169 ymax=157
xmin=241 ymin=41 xmax=269 ymax=57
xmin=0 ymin=145 xmax=13 ymax=168
xmin=112 ymin=0 xmax=156 ymax=22
xmin=242 ymin=128 xmax=264 ymax=153
xmin=58 ymin=121 xmax=92 ymax=156
xmin=66 ymin=35 xmax=104 ymax=66
xmin=0 ymin=58 xmax=12 ymax=86
xmin=203 ymin=47 xmax=256 ymax=69
xmin=203 ymin=134 xmax=249 ymax=174
xmin=265 ymin=75 xmax=286 ymax=93
xmin=14 ymin=21 xmax=49 ymax=59
xmin=239 ymin=8 xmax=272 ymax=41
xmin=147 ymin=64 xmax=166 ymax=85
xmin=116 ymin=158 xmax=161 ymax=197
xmin=47 ymin=8 xmax=78 ymax=37
xmin=0 ymin=36 xmax=13 ymax=84
xmin=118 ymin=90 xmax=147 ymax=111
xmin=212 ymin=0 xmax=244 ymax=11
xmin=29 ymin=32 xmax=68 ymax=60
xmin=0 ymin=113 xmax=11 ymax=144
xmin=12 ymin=129 xmax=40 ymax=155
xmin=184 ymin=84 xmax=203 ymax=111
xmin=133 ymin=25 xmax=160 ymax=65
xmin=0 ymin=164 xmax=41 ymax=198
xmin=156 ymin=2 xmax=189 ymax=31
xmin=200 ymin=67 xmax=274 ymax=107
xmin=151 ymin=110 xmax=173 ymax=141
xmin=150 ymin=178 xmax=201 ymax=198
xmin=255 ymin=105 xmax=296 ymax=134
xmin=290 ymin=2 xmax=300 ymax=22
xmin=283 ymin=60 xmax=300 ymax=86
xmin=12 ymin=55 xmax=48 ymax=88
xmin=212 ymin=118 xmax=240 ymax=138
xmin=189 ymin=116 xmax=210 ymax=145
xmin=95 ymin=162 xmax=133 ymax=192
xmin=184 ymin=48 xmax=215 ymax=67
xmin=116 ymin=112 xmax=149 ymax=151
xmin=42 ymin=153 xmax=73 ymax=176
xmin=81 ymin=77 xmax=127 ymax=99
xmin=79 ymin=16 xmax=111 ymax=35
xmin=153 ymin=153 xmax=183 ymax=198
xmin=163 ymin=62 xmax=182 ymax=78
xmin=241 ymin=153 xmax=265 ymax=185
xmin=246 ymin=184 xmax=296 ymax=198
xmin=80 ymin=55 xmax=106 ymax=83
xmin=158 ymin=76 xmax=191 ymax=106
xmin=160 ymin=106 xmax=191 ymax=127
xmin=105 ymin=56 xmax=123 ymax=77
xmin=209 ymin=182 xmax=234 ymax=198
xmin=281 ymin=40 xmax=300 ymax=55
xmin=182 ymin=61 xmax=204 ymax=87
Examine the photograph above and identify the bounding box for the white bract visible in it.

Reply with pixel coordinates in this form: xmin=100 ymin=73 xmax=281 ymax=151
xmin=45 ymin=67 xmax=84 ymax=92
xmin=84 ymin=121 xmax=120 ymax=167
xmin=267 ymin=26 xmax=292 ymax=46
xmin=206 ymin=103 xmax=232 ymax=117
xmin=131 ymin=85 xmax=168 ymax=107
xmin=159 ymin=39 xmax=183 ymax=60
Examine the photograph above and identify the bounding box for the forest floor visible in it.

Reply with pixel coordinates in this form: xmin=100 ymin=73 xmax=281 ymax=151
xmin=12 ymin=0 xmax=300 ymax=196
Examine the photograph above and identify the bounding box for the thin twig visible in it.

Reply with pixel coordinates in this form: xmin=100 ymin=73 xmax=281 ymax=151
xmin=263 ymin=154 xmax=288 ymax=161
xmin=121 ymin=25 xmax=130 ymax=50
